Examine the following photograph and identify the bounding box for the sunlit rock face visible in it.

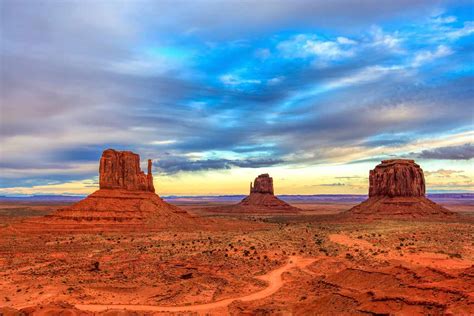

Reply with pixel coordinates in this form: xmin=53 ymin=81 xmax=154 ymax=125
xmin=99 ymin=149 xmax=155 ymax=193
xmin=344 ymin=159 xmax=455 ymax=220
xmin=369 ymin=159 xmax=425 ymax=198
xmin=250 ymin=174 xmax=274 ymax=195
xmin=25 ymin=149 xmax=197 ymax=231
xmin=235 ymin=173 xmax=300 ymax=213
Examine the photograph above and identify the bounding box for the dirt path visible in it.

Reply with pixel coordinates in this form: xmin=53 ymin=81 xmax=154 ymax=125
xmin=75 ymin=256 xmax=315 ymax=313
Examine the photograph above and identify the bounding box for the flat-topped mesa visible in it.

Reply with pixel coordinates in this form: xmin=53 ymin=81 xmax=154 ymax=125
xmin=343 ymin=159 xmax=455 ymax=219
xmin=99 ymin=149 xmax=155 ymax=192
xmin=250 ymin=174 xmax=274 ymax=195
xmin=369 ymin=159 xmax=425 ymax=198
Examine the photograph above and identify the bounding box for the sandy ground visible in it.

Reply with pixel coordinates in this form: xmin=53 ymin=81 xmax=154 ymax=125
xmin=74 ymin=256 xmax=315 ymax=313
xmin=0 ymin=197 xmax=473 ymax=315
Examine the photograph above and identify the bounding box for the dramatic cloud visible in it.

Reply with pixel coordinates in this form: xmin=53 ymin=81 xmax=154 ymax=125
xmin=417 ymin=144 xmax=474 ymax=160
xmin=0 ymin=0 xmax=473 ymax=193
xmin=155 ymin=156 xmax=284 ymax=175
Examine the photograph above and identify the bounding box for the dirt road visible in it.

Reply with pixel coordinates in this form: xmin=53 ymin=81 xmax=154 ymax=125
xmin=75 ymin=255 xmax=315 ymax=313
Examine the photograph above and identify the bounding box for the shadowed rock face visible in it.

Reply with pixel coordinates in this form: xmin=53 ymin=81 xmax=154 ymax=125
xmin=369 ymin=159 xmax=425 ymax=197
xmin=250 ymin=174 xmax=274 ymax=195
xmin=99 ymin=149 xmax=155 ymax=192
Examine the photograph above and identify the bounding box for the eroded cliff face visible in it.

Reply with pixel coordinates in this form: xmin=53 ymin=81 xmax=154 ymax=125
xmin=344 ymin=159 xmax=454 ymax=219
xmin=32 ymin=149 xmax=197 ymax=230
xmin=99 ymin=149 xmax=155 ymax=192
xmin=368 ymin=159 xmax=425 ymax=197
xmin=228 ymin=173 xmax=300 ymax=213
xmin=250 ymin=174 xmax=274 ymax=195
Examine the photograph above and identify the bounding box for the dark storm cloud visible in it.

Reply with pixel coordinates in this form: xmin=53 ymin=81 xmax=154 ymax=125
xmin=417 ymin=143 xmax=474 ymax=160
xmin=155 ymin=157 xmax=284 ymax=175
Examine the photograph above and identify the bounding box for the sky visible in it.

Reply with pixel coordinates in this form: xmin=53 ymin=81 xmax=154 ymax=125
xmin=0 ymin=0 xmax=473 ymax=196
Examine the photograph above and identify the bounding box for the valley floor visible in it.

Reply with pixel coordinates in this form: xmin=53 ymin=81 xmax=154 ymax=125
xmin=0 ymin=198 xmax=473 ymax=315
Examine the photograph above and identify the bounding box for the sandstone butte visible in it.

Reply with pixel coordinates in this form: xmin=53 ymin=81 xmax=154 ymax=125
xmin=25 ymin=149 xmax=197 ymax=231
xmin=228 ymin=174 xmax=300 ymax=213
xmin=344 ymin=159 xmax=456 ymax=219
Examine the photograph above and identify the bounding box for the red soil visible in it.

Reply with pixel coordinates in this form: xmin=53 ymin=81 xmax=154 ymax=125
xmin=344 ymin=196 xmax=457 ymax=220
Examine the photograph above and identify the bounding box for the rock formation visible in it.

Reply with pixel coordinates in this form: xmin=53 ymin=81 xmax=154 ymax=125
xmin=250 ymin=174 xmax=274 ymax=194
xmin=368 ymin=159 xmax=425 ymax=197
xmin=344 ymin=159 xmax=455 ymax=219
xmin=99 ymin=149 xmax=155 ymax=192
xmin=211 ymin=174 xmax=300 ymax=214
xmin=28 ymin=149 xmax=197 ymax=231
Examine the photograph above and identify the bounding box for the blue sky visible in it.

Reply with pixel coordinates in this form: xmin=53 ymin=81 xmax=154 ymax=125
xmin=0 ymin=0 xmax=473 ymax=195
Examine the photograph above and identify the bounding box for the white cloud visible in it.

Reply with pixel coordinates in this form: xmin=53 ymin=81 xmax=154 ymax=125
xmin=278 ymin=34 xmax=355 ymax=60
xmin=0 ymin=179 xmax=98 ymax=195
xmin=150 ymin=140 xmax=177 ymax=145
xmin=304 ymin=40 xmax=351 ymax=58
xmin=267 ymin=76 xmax=285 ymax=85
xmin=446 ymin=21 xmax=474 ymax=39
xmin=432 ymin=15 xmax=457 ymax=24
xmin=220 ymin=74 xmax=261 ymax=86
xmin=337 ymin=36 xmax=357 ymax=45
xmin=326 ymin=65 xmax=405 ymax=89
xmin=411 ymin=45 xmax=453 ymax=67
xmin=370 ymin=26 xmax=402 ymax=51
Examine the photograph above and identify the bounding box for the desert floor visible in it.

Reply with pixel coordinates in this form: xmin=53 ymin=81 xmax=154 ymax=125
xmin=0 ymin=197 xmax=473 ymax=315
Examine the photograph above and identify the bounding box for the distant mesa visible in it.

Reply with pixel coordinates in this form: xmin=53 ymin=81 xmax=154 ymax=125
xmin=344 ymin=159 xmax=456 ymax=219
xmin=27 ymin=149 xmax=196 ymax=231
xmin=250 ymin=173 xmax=274 ymax=194
xmin=212 ymin=173 xmax=300 ymax=214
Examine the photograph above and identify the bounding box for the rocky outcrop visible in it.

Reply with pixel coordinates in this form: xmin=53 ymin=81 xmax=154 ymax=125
xmin=344 ymin=159 xmax=455 ymax=220
xmin=29 ymin=149 xmax=197 ymax=231
xmin=369 ymin=160 xmax=425 ymax=197
xmin=250 ymin=174 xmax=274 ymax=194
xmin=99 ymin=149 xmax=155 ymax=192
xmin=210 ymin=174 xmax=300 ymax=214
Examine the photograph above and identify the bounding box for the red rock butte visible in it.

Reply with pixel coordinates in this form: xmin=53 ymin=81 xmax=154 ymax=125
xmin=24 ymin=149 xmax=197 ymax=231
xmin=250 ymin=173 xmax=274 ymax=195
xmin=213 ymin=174 xmax=300 ymax=214
xmin=344 ymin=159 xmax=455 ymax=219
xmin=99 ymin=149 xmax=155 ymax=192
